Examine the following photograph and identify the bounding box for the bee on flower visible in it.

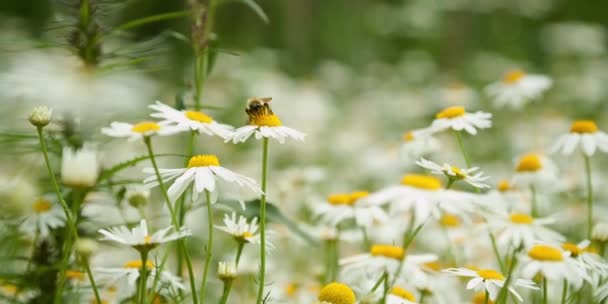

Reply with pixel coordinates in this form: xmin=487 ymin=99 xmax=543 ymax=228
xmin=416 ymin=157 xmax=490 ymax=189
xmin=443 ymin=267 xmax=538 ymax=302
xmin=149 ymin=101 xmax=234 ymax=139
xmin=429 ymin=106 xmax=492 ymax=135
xmin=485 ymin=69 xmax=552 ymax=109
xmin=550 ymin=120 xmax=608 ymax=156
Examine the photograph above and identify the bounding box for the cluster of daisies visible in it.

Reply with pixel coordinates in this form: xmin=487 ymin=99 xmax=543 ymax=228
xmin=12 ymin=67 xmax=608 ymax=304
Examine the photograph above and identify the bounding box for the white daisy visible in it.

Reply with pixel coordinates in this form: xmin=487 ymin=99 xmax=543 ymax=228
xmin=226 ymin=97 xmax=305 ymax=144
xmin=416 ymin=157 xmax=490 ymax=189
xmin=488 ymin=212 xmax=564 ymax=250
xmin=20 ymin=196 xmax=66 ymax=237
xmin=443 ymin=267 xmax=538 ymax=302
xmin=315 ymin=191 xmax=389 ymax=228
xmin=550 ymin=120 xmax=608 ymax=156
xmin=400 ymin=129 xmax=440 ymax=162
xmin=511 ymin=153 xmax=558 ymax=189
xmin=101 ymin=121 xmax=180 ymax=142
xmin=520 ymin=244 xmax=588 ymax=289
xmin=95 ymin=260 xmax=185 ymax=295
xmin=61 ymin=144 xmax=99 ymax=188
xmin=386 ymin=286 xmax=418 ymax=304
xmin=215 ymin=212 xmax=263 ymax=246
xmin=365 ymin=175 xmax=477 ymax=227
xmin=561 ymin=240 xmax=608 ymax=279
xmin=429 ymin=106 xmax=492 ymax=135
xmin=485 ymin=69 xmax=552 ymax=109
xmin=98 ymin=219 xmax=190 ymax=251
xmin=143 ymin=154 xmax=262 ymax=206
xmin=149 ymin=101 xmax=233 ymax=139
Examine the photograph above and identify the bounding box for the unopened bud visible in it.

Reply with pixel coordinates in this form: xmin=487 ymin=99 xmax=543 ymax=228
xmin=28 ymin=106 xmax=52 ymax=127
xmin=75 ymin=238 xmax=98 ymax=257
xmin=217 ymin=261 xmax=236 ymax=281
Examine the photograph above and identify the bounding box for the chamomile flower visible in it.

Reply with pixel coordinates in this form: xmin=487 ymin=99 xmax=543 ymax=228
xmin=317 ymin=282 xmax=356 ymax=304
xmin=485 ymin=69 xmax=552 ymax=109
xmin=101 ymin=121 xmax=180 ymax=141
xmin=143 ymin=154 xmax=262 ymax=206
xmin=61 ymin=144 xmax=99 ymax=188
xmin=561 ymin=240 xmax=608 ymax=278
xmin=365 ymin=175 xmax=477 ymax=227
xmin=315 ymin=191 xmax=389 ymax=228
xmin=386 ymin=286 xmax=418 ymax=304
xmin=429 ymin=106 xmax=492 ymax=135
xmin=416 ymin=157 xmax=490 ymax=189
xmin=550 ymin=120 xmax=608 ymax=156
xmin=400 ymin=129 xmax=440 ymax=162
xmin=443 ymin=268 xmax=538 ymax=302
xmin=95 ymin=260 xmax=185 ymax=294
xmin=488 ymin=212 xmax=564 ymax=250
xmin=520 ymin=244 xmax=588 ymax=289
xmin=511 ymin=153 xmax=558 ymax=188
xmin=98 ymin=219 xmax=190 ymax=252
xmin=20 ymin=196 xmax=66 ymax=237
xmin=149 ymin=101 xmax=233 ymax=139
xmin=226 ymin=97 xmax=305 ymax=143
xmin=215 ymin=212 xmax=264 ymax=246
xmin=0 ymin=283 xmax=37 ymax=302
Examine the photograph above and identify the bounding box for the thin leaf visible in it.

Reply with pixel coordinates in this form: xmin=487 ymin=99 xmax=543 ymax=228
xmin=98 ymin=154 xmax=185 ymax=182
xmin=109 ymin=10 xmax=193 ymax=35
xmin=228 ymin=0 xmax=269 ymax=24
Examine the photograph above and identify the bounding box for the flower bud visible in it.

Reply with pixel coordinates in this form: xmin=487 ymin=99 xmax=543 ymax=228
xmin=593 ymin=222 xmax=608 ymax=242
xmin=61 ymin=145 xmax=99 ymax=188
xmin=217 ymin=261 xmax=236 ymax=281
xmin=75 ymin=238 xmax=98 ymax=258
xmin=28 ymin=106 xmax=52 ymax=127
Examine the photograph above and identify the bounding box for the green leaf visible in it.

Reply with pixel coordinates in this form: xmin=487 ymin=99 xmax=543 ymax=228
xmin=224 ymin=0 xmax=269 ymax=24
xmin=109 ymin=10 xmax=193 ymax=35
xmin=98 ymin=154 xmax=185 ymax=182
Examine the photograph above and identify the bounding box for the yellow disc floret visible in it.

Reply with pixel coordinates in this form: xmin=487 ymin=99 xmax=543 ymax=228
xmin=528 ymin=245 xmax=563 ymax=261
xmin=570 ymin=120 xmax=598 ymax=134
xmin=124 ymin=260 xmax=155 ymax=269
xmin=476 ymin=269 xmax=505 ymax=280
xmin=497 ymin=180 xmax=512 ymax=192
xmin=185 ymin=111 xmax=213 ymax=123
xmin=450 ymin=166 xmax=466 ymax=179
xmin=472 ymin=291 xmax=495 ymax=304
xmin=503 ymin=69 xmax=526 ymax=84
xmin=516 ymin=153 xmax=542 ymax=172
xmin=401 ymin=174 xmax=442 ymax=190
xmin=391 ymin=286 xmax=416 ymax=301
xmin=251 ymin=114 xmax=282 ymax=127
xmin=318 ymin=282 xmax=356 ymax=304
xmin=370 ymin=244 xmax=405 ymax=260
xmin=441 ymin=214 xmax=461 ymax=228
xmin=436 ymin=106 xmax=466 ymax=119
xmin=562 ymin=242 xmax=582 ymax=257
xmin=403 ymin=132 xmax=415 ymax=142
xmin=187 ymin=154 xmax=220 ymax=168
xmin=327 ymin=193 xmax=351 ymax=206
xmin=131 ymin=121 xmax=161 ymax=133
xmin=349 ymin=191 xmax=369 ymax=204
xmin=33 ymin=198 xmax=52 ymax=213
xmin=510 ymin=213 xmax=534 ymax=224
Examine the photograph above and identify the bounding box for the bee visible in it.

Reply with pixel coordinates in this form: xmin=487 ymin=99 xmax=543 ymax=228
xmin=245 ymin=97 xmax=273 ymax=123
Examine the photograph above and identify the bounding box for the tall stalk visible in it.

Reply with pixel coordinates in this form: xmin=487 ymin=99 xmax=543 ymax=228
xmin=584 ymin=155 xmax=593 ymax=239
xmin=255 ymin=138 xmax=270 ymax=304
xmin=200 ymin=190 xmax=214 ymax=303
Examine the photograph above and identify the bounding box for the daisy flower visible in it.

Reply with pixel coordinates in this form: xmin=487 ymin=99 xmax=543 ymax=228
xmin=143 ymin=154 xmax=261 ymax=206
xmin=400 ymin=129 xmax=440 ymax=162
xmin=511 ymin=153 xmax=558 ymax=189
xmin=20 ymin=196 xmax=66 ymax=237
xmin=149 ymin=101 xmax=233 ymax=139
xmin=315 ymin=191 xmax=389 ymax=228
xmin=416 ymin=157 xmax=490 ymax=189
xmin=443 ymin=267 xmax=538 ymax=302
xmin=226 ymin=97 xmax=305 ymax=144
xmin=387 ymin=286 xmax=418 ymax=304
xmin=488 ymin=212 xmax=564 ymax=250
xmin=61 ymin=144 xmax=99 ymax=188
xmin=215 ymin=212 xmax=266 ymax=247
xmin=98 ymin=219 xmax=190 ymax=252
xmin=429 ymin=106 xmax=492 ymax=135
xmin=520 ymin=244 xmax=588 ymax=289
xmin=95 ymin=260 xmax=185 ymax=295
xmin=561 ymin=240 xmax=608 ymax=278
xmin=485 ymin=69 xmax=552 ymax=109
xmin=365 ymin=174 xmax=477 ymax=227
xmin=550 ymin=120 xmax=608 ymax=156
xmin=317 ymin=282 xmax=356 ymax=304
xmin=101 ymin=120 xmax=180 ymax=142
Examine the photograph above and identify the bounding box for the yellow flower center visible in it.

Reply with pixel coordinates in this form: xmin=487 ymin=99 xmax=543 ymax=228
xmin=497 ymin=180 xmax=512 ymax=192
xmin=144 ymin=235 xmax=152 ymax=244
xmin=570 ymin=120 xmax=598 ymax=134
xmin=401 ymin=174 xmax=442 ymax=190
xmin=0 ymin=284 xmax=17 ymax=296
xmin=403 ymin=132 xmax=415 ymax=142
xmin=441 ymin=214 xmax=461 ymax=227
xmin=562 ymin=242 xmax=582 ymax=257
xmin=318 ymin=282 xmax=356 ymax=304
xmin=473 ymin=292 xmax=495 ymax=304
xmin=424 ymin=261 xmax=442 ymax=271
xmin=241 ymin=232 xmax=253 ymax=239
xmin=503 ymin=69 xmax=526 ymax=84
xmin=516 ymin=153 xmax=542 ymax=172
xmin=32 ymin=198 xmax=52 ymax=213
xmin=327 ymin=193 xmax=352 ymax=206
xmin=66 ymin=270 xmax=86 ymax=281
xmin=124 ymin=260 xmax=155 ymax=269
xmin=510 ymin=213 xmax=534 ymax=224
xmin=436 ymin=106 xmax=466 ymax=119
xmin=185 ymin=111 xmax=214 ymax=123
xmin=476 ymin=269 xmax=505 ymax=280
xmin=250 ymin=114 xmax=282 ymax=127
xmin=528 ymin=245 xmax=563 ymax=261
xmin=349 ymin=191 xmax=369 ymax=204
xmin=450 ymin=166 xmax=466 ymax=179
xmin=131 ymin=121 xmax=161 ymax=133
xmin=187 ymin=154 xmax=220 ymax=168
xmin=370 ymin=244 xmax=405 ymax=260
xmin=285 ymin=282 xmax=299 ymax=297
xmin=391 ymin=286 xmax=416 ymax=301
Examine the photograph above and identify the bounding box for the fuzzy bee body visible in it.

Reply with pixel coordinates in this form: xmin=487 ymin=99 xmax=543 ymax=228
xmin=245 ymin=97 xmax=274 ymax=124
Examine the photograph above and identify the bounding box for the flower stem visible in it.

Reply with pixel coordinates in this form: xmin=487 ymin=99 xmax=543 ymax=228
xmin=484 ymin=289 xmax=489 ymax=304
xmin=218 ymin=280 xmax=233 ymax=304
xmin=453 ymin=130 xmax=471 ymax=168
xmin=83 ymin=258 xmax=102 ymax=304
xmin=138 ymin=250 xmax=149 ymax=304
xmin=488 ymin=232 xmax=505 ymax=273
xmin=561 ymin=279 xmax=567 ymax=304
xmin=370 ymin=272 xmax=388 ymax=293
xmin=177 ymin=131 xmax=197 ymax=279
xmin=530 ymin=185 xmax=538 ymax=217
xmin=193 ymin=0 xmax=218 ymax=111
xmin=542 ymin=276 xmax=548 ymax=304
xmin=495 ymin=249 xmax=518 ymax=304
xmin=255 ymin=138 xmax=269 ymax=304
xmin=584 ymin=155 xmax=593 ymax=239
xmin=200 ymin=190 xmax=214 ymax=303
xmin=235 ymin=242 xmax=245 ymax=266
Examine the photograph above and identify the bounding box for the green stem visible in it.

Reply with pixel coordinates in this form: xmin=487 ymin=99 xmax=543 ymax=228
xmin=370 ymin=272 xmax=388 ymax=293
xmin=193 ymin=0 xmax=218 ymax=110
xmin=453 ymin=130 xmax=471 ymax=168
xmin=495 ymin=249 xmax=517 ymax=304
xmin=177 ymin=131 xmax=197 ymax=279
xmin=489 ymin=232 xmax=505 ymax=273
xmin=54 ymin=234 xmax=74 ymax=304
xmin=446 ymin=178 xmax=455 ymax=190
xmin=138 ymin=250 xmax=149 ymax=304
xmin=200 ymin=190 xmax=214 ymax=303
xmin=83 ymin=258 xmax=102 ymax=304
xmin=561 ymin=279 xmax=567 ymax=304
xmin=381 ymin=271 xmax=390 ymax=303
xmin=584 ymin=155 xmax=593 ymax=239
xmin=360 ymin=226 xmax=371 ymax=251
xmin=391 ymin=216 xmax=426 ymax=286
xmin=484 ymin=289 xmax=489 ymax=304
xmin=542 ymin=276 xmax=548 ymax=304
xmin=530 ymin=185 xmax=538 ymax=217
xmin=255 ymin=138 xmax=269 ymax=304
xmin=235 ymin=242 xmax=245 ymax=266
xmin=218 ymin=280 xmax=233 ymax=304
